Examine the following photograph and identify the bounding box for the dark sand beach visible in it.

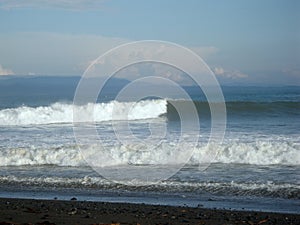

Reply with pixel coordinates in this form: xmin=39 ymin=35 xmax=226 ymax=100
xmin=0 ymin=198 xmax=299 ymax=225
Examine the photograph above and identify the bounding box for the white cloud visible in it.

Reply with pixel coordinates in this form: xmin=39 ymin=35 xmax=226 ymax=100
xmin=0 ymin=32 xmax=129 ymax=75
xmin=86 ymin=42 xmax=218 ymax=86
xmin=120 ymin=63 xmax=186 ymax=82
xmin=282 ymin=68 xmax=300 ymax=77
xmin=0 ymin=64 xmax=14 ymax=76
xmin=213 ymin=67 xmax=248 ymax=79
xmin=0 ymin=31 xmax=219 ymax=83
xmin=190 ymin=46 xmax=219 ymax=59
xmin=213 ymin=67 xmax=225 ymax=75
xmin=0 ymin=0 xmax=106 ymax=11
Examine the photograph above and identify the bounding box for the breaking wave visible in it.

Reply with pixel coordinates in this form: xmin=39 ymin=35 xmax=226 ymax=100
xmin=0 ymin=99 xmax=167 ymax=126
xmin=0 ymin=140 xmax=299 ymax=166
xmin=0 ymin=99 xmax=299 ymax=126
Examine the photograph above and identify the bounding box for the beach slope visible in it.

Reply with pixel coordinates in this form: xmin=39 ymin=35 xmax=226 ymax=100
xmin=0 ymin=198 xmax=299 ymax=225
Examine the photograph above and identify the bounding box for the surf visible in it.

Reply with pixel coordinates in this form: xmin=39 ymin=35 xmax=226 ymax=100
xmin=0 ymin=140 xmax=298 ymax=166
xmin=0 ymin=99 xmax=167 ymax=126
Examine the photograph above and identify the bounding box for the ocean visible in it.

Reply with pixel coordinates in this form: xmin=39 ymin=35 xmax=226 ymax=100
xmin=0 ymin=76 xmax=299 ymax=214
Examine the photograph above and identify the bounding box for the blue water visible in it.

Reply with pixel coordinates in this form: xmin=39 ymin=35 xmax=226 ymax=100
xmin=0 ymin=76 xmax=299 ymax=213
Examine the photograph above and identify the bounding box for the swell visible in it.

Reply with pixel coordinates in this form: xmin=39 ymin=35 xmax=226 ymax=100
xmin=167 ymin=100 xmax=300 ymax=119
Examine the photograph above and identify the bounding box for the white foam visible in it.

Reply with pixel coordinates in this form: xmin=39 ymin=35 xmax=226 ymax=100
xmin=0 ymin=99 xmax=167 ymax=126
xmin=0 ymin=140 xmax=299 ymax=167
xmin=0 ymin=175 xmax=298 ymax=199
xmin=206 ymin=141 xmax=300 ymax=165
xmin=0 ymin=146 xmax=85 ymax=167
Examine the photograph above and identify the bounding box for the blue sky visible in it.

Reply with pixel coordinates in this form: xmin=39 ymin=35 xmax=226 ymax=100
xmin=0 ymin=0 xmax=299 ymax=85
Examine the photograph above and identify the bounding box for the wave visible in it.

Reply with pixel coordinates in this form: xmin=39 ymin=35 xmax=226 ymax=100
xmin=0 ymin=141 xmax=299 ymax=166
xmin=0 ymin=175 xmax=298 ymax=199
xmin=0 ymin=99 xmax=167 ymax=126
xmin=221 ymin=101 xmax=300 ymax=115
xmin=167 ymin=100 xmax=300 ymax=119
xmin=0 ymin=99 xmax=299 ymax=126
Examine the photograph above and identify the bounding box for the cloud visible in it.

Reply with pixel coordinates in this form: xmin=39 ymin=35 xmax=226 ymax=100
xmin=86 ymin=42 xmax=218 ymax=85
xmin=0 ymin=31 xmax=219 ymax=84
xmin=282 ymin=68 xmax=300 ymax=77
xmin=213 ymin=67 xmax=248 ymax=79
xmin=0 ymin=64 xmax=14 ymax=76
xmin=116 ymin=63 xmax=189 ymax=83
xmin=0 ymin=0 xmax=106 ymax=11
xmin=0 ymin=32 xmax=129 ymax=75
xmin=190 ymin=46 xmax=219 ymax=59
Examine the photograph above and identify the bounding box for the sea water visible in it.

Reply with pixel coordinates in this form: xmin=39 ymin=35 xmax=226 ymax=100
xmin=0 ymin=76 xmax=299 ymax=213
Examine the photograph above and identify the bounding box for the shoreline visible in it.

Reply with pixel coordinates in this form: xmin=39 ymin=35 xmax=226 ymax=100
xmin=0 ymin=197 xmax=299 ymax=225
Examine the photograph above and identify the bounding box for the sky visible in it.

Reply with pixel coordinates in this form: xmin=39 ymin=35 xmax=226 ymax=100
xmin=0 ymin=0 xmax=299 ymax=85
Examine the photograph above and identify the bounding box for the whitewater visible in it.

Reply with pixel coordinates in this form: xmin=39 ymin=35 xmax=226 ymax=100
xmin=0 ymin=140 xmax=299 ymax=167
xmin=0 ymin=99 xmax=167 ymax=126
xmin=0 ymin=98 xmax=298 ymax=168
xmin=0 ymin=78 xmax=299 ymax=213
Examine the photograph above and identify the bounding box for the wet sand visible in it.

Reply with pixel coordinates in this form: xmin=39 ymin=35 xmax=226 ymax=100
xmin=0 ymin=197 xmax=299 ymax=225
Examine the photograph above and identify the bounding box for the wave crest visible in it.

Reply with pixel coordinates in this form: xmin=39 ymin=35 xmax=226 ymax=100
xmin=0 ymin=99 xmax=167 ymax=126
